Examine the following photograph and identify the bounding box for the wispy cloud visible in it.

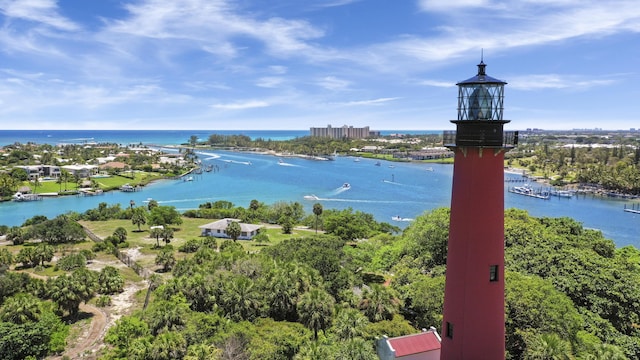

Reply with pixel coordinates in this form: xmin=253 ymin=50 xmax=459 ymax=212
xmin=210 ymin=100 xmax=271 ymax=110
xmin=0 ymin=0 xmax=79 ymax=31
xmin=316 ymin=76 xmax=351 ymax=91
xmin=421 ymin=79 xmax=456 ymax=88
xmin=508 ymin=74 xmax=617 ymax=90
xmin=340 ymin=97 xmax=401 ymax=106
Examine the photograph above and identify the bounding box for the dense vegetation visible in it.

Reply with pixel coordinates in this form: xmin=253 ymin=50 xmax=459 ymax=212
xmin=1 ymin=201 xmax=640 ymax=359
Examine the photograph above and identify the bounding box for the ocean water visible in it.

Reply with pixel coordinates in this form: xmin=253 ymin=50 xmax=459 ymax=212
xmin=0 ymin=129 xmax=441 ymax=146
xmin=1 ymin=131 xmax=638 ymax=247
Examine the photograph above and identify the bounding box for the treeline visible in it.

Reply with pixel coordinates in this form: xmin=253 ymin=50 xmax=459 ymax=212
xmin=203 ymin=133 xmax=442 ymax=157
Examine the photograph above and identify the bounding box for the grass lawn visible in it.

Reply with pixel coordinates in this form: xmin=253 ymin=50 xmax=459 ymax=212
xmin=24 ymin=172 xmax=164 ymax=194
xmin=80 ymin=217 xmax=320 ymax=255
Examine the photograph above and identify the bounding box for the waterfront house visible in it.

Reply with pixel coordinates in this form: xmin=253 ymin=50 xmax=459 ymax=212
xmin=61 ymin=164 xmax=98 ymax=178
xmin=376 ymin=328 xmax=441 ymax=360
xmin=198 ymin=219 xmax=262 ymax=240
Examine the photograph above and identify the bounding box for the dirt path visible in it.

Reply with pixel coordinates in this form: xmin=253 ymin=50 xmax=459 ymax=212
xmin=46 ymin=280 xmax=146 ymax=360
xmin=47 ymin=303 xmax=107 ymax=360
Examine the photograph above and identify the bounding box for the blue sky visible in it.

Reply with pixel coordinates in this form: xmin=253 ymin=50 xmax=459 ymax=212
xmin=0 ymin=0 xmax=638 ymax=131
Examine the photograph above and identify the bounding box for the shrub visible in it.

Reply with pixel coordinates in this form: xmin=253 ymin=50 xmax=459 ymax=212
xmin=55 ymin=253 xmax=86 ymax=271
xmin=179 ymin=239 xmax=201 ymax=253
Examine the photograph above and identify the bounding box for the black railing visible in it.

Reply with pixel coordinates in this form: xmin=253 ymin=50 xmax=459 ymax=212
xmin=443 ymin=130 xmax=518 ymax=148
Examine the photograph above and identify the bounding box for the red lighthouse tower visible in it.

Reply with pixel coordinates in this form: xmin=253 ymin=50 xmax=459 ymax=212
xmin=440 ymin=60 xmax=517 ymax=360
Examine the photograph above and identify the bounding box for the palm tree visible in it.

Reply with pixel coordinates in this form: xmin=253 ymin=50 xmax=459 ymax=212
xmin=220 ymin=275 xmax=262 ymax=321
xmin=331 ymin=308 xmax=369 ymax=340
xmin=0 ymin=293 xmax=42 ymax=324
xmin=184 ymin=343 xmax=222 ymax=360
xmin=147 ymin=297 xmax=189 ymax=335
xmin=0 ymin=248 xmax=13 ymax=269
xmin=132 ymin=207 xmax=147 ymax=231
xmin=31 ymin=176 xmax=41 ymax=194
xmin=583 ymin=343 xmax=627 ymax=360
xmin=161 ymin=227 xmax=174 ymax=246
xmin=358 ymin=284 xmax=400 ymax=322
xmin=47 ymin=275 xmax=82 ymax=317
xmin=60 ymin=169 xmax=71 ymax=192
xmin=155 ymin=249 xmax=176 ymax=272
xmin=147 ymin=199 xmax=159 ymax=210
xmin=33 ymin=243 xmax=54 ymax=266
xmin=524 ymin=333 xmax=573 ymax=360
xmin=98 ymin=266 xmax=125 ymax=294
xmin=267 ymin=268 xmax=299 ymax=321
xmin=150 ymin=227 xmax=163 ymax=247
xmin=226 ymin=221 xmax=242 ymax=242
xmin=113 ymin=227 xmax=128 ymax=243
xmin=297 ymin=287 xmax=335 ymax=340
xmin=313 ymin=203 xmax=323 ymax=233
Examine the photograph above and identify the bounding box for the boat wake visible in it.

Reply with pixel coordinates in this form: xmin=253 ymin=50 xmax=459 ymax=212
xmin=196 ymin=151 xmax=221 ymax=159
xmin=303 ymin=195 xmax=422 ymax=205
xmin=278 ymin=161 xmax=299 ymax=167
xmin=221 ymin=159 xmax=252 ymax=165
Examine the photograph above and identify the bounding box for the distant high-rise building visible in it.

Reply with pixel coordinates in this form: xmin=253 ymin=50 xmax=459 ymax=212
xmin=310 ymin=124 xmax=379 ymax=139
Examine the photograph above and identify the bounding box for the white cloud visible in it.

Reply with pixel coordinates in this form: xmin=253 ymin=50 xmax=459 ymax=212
xmin=340 ymin=97 xmax=400 ymax=106
xmin=421 ymin=80 xmax=456 ymax=88
xmin=210 ymin=100 xmax=270 ymax=110
xmin=317 ymin=76 xmax=351 ymax=91
xmin=0 ymin=0 xmax=79 ymax=31
xmin=256 ymin=77 xmax=285 ymax=88
xmin=508 ymin=74 xmax=617 ymax=90
xmin=418 ymin=0 xmax=491 ymax=11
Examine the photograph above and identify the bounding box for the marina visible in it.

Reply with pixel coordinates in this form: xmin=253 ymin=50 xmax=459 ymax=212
xmin=508 ymin=184 xmax=550 ymax=199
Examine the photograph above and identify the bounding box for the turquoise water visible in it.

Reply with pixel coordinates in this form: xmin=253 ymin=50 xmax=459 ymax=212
xmin=1 ymin=130 xmax=638 ymax=247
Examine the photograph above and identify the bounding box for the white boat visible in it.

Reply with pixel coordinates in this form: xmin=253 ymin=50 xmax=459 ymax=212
xmin=392 ymin=216 xmax=414 ymax=222
xmin=120 ymin=184 xmax=136 ymax=192
xmin=184 ymin=176 xmax=193 ymax=182
xmin=550 ymin=189 xmax=574 ymax=198
xmin=509 ymin=184 xmax=550 ymax=199
xmin=354 ymin=158 xmax=360 ymax=162
xmin=12 ymin=192 xmax=42 ymax=202
xmin=342 ymin=183 xmax=351 ymax=189
xmin=375 ymin=161 xmax=381 ymax=166
xmin=425 ymin=167 xmax=434 ymax=172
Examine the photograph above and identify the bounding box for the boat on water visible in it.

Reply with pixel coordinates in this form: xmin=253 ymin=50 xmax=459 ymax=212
xmin=342 ymin=183 xmax=351 ymax=189
xmin=550 ymin=189 xmax=574 ymax=198
xmin=425 ymin=167 xmax=434 ymax=172
xmin=375 ymin=161 xmax=381 ymax=166
xmin=392 ymin=216 xmax=414 ymax=222
xmin=354 ymin=158 xmax=360 ymax=162
xmin=183 ymin=176 xmax=193 ymax=182
xmin=508 ymin=184 xmax=550 ymax=199
xmin=303 ymin=194 xmax=320 ymax=201
xmin=120 ymin=184 xmax=136 ymax=192
xmin=389 ymin=165 xmax=395 ymax=168
xmin=12 ymin=192 xmax=42 ymax=202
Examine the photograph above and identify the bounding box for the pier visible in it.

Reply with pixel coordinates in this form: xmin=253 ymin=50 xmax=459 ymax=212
xmin=624 ymin=204 xmax=640 ymax=214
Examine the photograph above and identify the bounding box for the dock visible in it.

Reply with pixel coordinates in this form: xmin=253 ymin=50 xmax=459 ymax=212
xmin=624 ymin=204 xmax=640 ymax=214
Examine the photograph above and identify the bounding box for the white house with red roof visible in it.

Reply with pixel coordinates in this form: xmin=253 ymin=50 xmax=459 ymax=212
xmin=377 ymin=327 xmax=441 ymax=360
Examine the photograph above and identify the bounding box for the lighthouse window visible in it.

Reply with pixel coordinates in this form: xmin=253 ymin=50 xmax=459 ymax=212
xmin=446 ymin=322 xmax=454 ymax=339
xmin=489 ymin=265 xmax=499 ymax=282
